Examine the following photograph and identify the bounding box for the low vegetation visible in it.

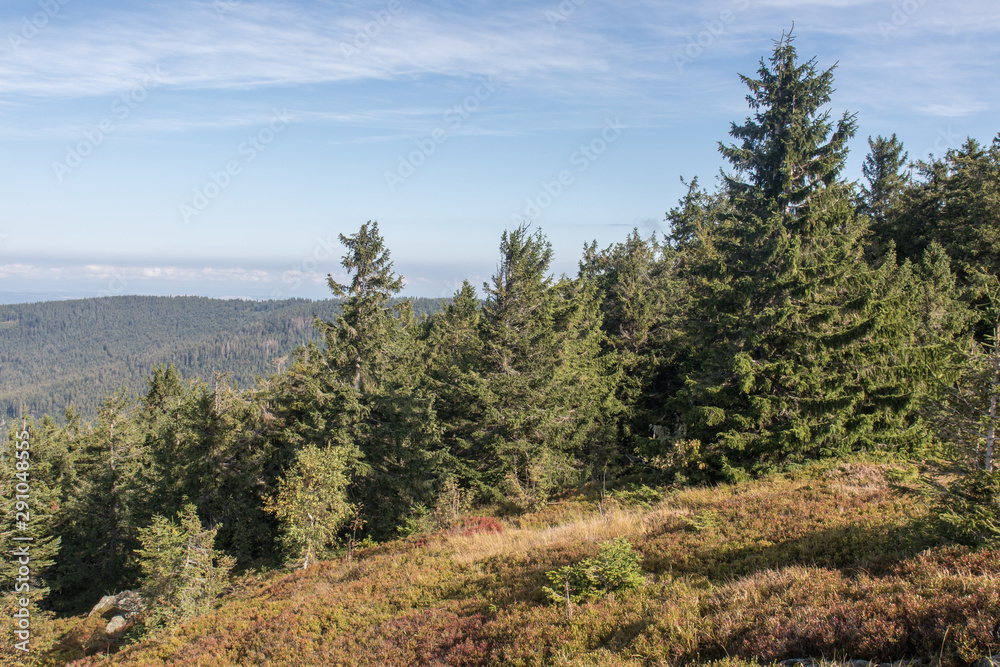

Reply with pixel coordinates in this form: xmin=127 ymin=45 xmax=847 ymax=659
xmin=18 ymin=459 xmax=995 ymax=666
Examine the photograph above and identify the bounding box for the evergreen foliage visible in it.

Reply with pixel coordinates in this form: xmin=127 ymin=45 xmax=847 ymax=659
xmin=0 ymin=295 xmax=443 ymax=419
xmin=543 ymin=537 xmax=644 ymax=612
xmin=659 ymin=34 xmax=932 ymax=478
xmin=2 ymin=33 xmax=998 ymax=636
xmin=860 ymin=133 xmax=910 ymax=228
xmin=885 ymin=135 xmax=1000 ymax=286
xmin=136 ymin=503 xmax=234 ymax=633
xmin=719 ymin=29 xmax=857 ymax=216
xmin=475 ymin=225 xmax=611 ymax=506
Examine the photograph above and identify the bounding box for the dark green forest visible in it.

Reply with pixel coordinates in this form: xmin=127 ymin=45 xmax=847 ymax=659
xmin=0 ymin=295 xmax=443 ymax=419
xmin=3 ymin=32 xmax=1000 ymax=647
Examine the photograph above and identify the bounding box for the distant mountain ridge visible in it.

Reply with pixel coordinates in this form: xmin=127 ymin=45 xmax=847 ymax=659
xmin=0 ymin=294 xmax=443 ymax=419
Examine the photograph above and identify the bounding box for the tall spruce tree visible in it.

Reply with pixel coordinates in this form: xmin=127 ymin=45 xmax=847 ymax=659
xmin=476 ymin=225 xmax=609 ymax=505
xmin=325 ymin=220 xmax=406 ymax=393
xmin=890 ymin=136 xmax=1000 ymax=287
xmin=860 ymin=133 xmax=910 ymax=230
xmin=279 ymin=221 xmax=443 ymax=539
xmin=661 ymin=34 xmax=932 ymax=478
xmin=579 ymin=230 xmax=686 ymax=475
xmin=421 ymin=281 xmax=491 ymax=496
xmin=54 ymin=391 xmax=146 ymax=609
xmin=0 ymin=420 xmax=64 ymax=608
xmin=719 ymin=30 xmax=857 ymax=217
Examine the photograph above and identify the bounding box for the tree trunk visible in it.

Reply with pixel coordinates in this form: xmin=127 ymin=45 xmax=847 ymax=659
xmin=986 ymin=318 xmax=999 ymax=472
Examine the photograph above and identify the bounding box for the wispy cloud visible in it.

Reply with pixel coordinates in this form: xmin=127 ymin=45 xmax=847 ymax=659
xmin=0 ymin=262 xmax=274 ymax=283
xmin=0 ymin=1 xmax=616 ymax=98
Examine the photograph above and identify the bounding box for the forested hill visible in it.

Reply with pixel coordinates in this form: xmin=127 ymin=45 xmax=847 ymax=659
xmin=0 ymin=294 xmax=443 ymax=419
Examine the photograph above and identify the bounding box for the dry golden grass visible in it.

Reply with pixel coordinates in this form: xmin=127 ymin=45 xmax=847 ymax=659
xmin=442 ymin=505 xmax=649 ymax=563
xmin=46 ymin=459 xmax=1000 ymax=667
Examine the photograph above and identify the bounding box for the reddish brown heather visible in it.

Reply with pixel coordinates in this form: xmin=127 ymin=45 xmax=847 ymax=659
xmin=32 ymin=460 xmax=999 ymax=667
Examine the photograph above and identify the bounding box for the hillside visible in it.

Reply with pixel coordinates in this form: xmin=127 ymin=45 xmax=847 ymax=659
xmin=35 ymin=460 xmax=1000 ymax=667
xmin=0 ymin=295 xmax=443 ymax=419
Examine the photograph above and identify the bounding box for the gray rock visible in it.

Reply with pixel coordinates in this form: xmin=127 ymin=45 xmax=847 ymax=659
xmin=105 ymin=615 xmax=127 ymax=635
xmin=88 ymin=590 xmax=145 ymax=616
xmin=976 ymin=656 xmax=1000 ymax=667
xmin=115 ymin=590 xmax=145 ymax=618
xmin=88 ymin=594 xmax=118 ymax=617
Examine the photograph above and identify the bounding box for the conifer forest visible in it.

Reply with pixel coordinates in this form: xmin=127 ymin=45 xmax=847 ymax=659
xmin=4 ymin=33 xmax=1000 ymax=666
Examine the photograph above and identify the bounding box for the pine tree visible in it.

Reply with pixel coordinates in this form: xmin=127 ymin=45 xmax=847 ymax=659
xmin=860 ymin=133 xmax=910 ymax=229
xmin=136 ymin=503 xmax=234 ymax=632
xmin=719 ymin=29 xmax=857 ymax=217
xmin=661 ymin=35 xmax=932 ymax=478
xmin=0 ymin=420 xmax=64 ymax=605
xmin=891 ymin=135 xmax=1000 ymax=285
xmin=579 ymin=230 xmax=686 ymax=475
xmin=476 ymin=225 xmax=608 ymax=505
xmin=325 ymin=220 xmax=405 ymax=392
xmin=54 ymin=390 xmax=146 ymax=610
xmin=278 ymin=221 xmax=444 ymax=539
xmin=421 ymin=281 xmax=491 ymax=496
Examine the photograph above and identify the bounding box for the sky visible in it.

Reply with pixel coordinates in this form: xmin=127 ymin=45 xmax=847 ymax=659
xmin=0 ymin=0 xmax=998 ymax=302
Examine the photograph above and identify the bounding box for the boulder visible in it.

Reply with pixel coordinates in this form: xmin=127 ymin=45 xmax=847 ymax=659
xmin=87 ymin=590 xmax=145 ymax=620
xmin=105 ymin=615 xmax=127 ymax=635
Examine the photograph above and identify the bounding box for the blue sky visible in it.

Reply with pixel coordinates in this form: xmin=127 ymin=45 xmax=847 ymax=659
xmin=0 ymin=0 xmax=998 ymax=301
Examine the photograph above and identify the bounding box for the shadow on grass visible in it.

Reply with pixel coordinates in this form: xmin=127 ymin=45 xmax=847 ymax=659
xmin=643 ymin=515 xmax=940 ymax=581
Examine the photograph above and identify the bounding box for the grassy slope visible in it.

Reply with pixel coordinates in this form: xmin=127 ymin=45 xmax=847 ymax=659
xmin=44 ymin=460 xmax=1000 ymax=666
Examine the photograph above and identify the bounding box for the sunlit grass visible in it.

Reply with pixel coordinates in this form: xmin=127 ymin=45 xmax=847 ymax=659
xmin=36 ymin=458 xmax=1000 ymax=667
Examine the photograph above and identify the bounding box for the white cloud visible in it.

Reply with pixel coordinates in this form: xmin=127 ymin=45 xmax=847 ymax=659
xmin=0 ymin=1 xmax=614 ymax=98
xmin=0 ymin=262 xmax=275 ymax=283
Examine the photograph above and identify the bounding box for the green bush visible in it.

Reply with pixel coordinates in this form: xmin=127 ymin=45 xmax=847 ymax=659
xmin=543 ymin=537 xmax=645 ymax=609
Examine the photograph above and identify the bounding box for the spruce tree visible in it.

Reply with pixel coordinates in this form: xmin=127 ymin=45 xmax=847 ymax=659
xmin=579 ymin=230 xmax=686 ymax=476
xmin=0 ymin=420 xmax=64 ymax=604
xmin=421 ymin=281 xmax=491 ymax=496
xmin=891 ymin=136 xmax=1000 ymax=285
xmin=661 ymin=34 xmax=932 ymax=478
xmin=476 ymin=225 xmax=608 ymax=505
xmin=860 ymin=133 xmax=910 ymax=229
xmin=719 ymin=29 xmax=857 ymax=216
xmin=278 ymin=221 xmax=443 ymax=539
xmin=54 ymin=391 xmax=146 ymax=609
xmin=325 ymin=220 xmax=405 ymax=392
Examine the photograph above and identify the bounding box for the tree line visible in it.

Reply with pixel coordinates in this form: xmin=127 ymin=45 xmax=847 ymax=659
xmin=3 ymin=31 xmax=999 ymax=632
xmin=0 ymin=295 xmax=443 ymax=419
